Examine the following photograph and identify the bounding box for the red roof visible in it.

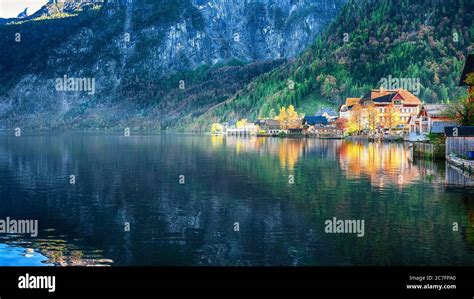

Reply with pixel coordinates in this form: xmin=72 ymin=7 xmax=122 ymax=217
xmin=370 ymin=89 xmax=422 ymax=105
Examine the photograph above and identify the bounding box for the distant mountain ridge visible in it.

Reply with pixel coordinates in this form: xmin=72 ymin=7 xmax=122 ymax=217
xmin=9 ymin=0 xmax=102 ymax=22
xmin=0 ymin=0 xmax=345 ymax=130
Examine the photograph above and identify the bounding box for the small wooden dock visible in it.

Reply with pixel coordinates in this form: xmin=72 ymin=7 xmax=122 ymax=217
xmin=445 ymin=157 xmax=474 ymax=187
xmin=446 ymin=155 xmax=474 ymax=177
xmin=444 ymin=127 xmax=474 ymax=183
xmin=226 ymin=128 xmax=253 ymax=137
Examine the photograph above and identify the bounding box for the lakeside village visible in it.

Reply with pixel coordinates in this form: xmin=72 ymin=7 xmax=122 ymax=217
xmin=211 ymin=54 xmax=474 ymax=182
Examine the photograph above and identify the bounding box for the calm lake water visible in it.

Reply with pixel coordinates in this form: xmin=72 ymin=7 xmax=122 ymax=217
xmin=0 ymin=133 xmax=473 ymax=266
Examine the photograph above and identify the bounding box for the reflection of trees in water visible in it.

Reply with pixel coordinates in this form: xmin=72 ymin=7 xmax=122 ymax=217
xmin=195 ymin=137 xmax=326 ymax=265
xmin=0 ymin=135 xmax=330 ymax=265
xmin=459 ymin=193 xmax=474 ymax=249
xmin=0 ymin=135 xmax=134 ymax=264
xmin=206 ymin=137 xmax=474 ymax=265
xmin=0 ymin=134 xmax=473 ymax=266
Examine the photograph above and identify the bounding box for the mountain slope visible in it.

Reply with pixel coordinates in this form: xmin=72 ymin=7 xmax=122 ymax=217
xmin=0 ymin=0 xmax=345 ymax=130
xmin=189 ymin=0 xmax=474 ymax=131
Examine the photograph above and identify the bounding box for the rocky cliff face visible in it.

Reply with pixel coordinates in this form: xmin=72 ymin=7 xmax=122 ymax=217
xmin=0 ymin=0 xmax=346 ymax=130
xmin=149 ymin=0 xmax=346 ymax=71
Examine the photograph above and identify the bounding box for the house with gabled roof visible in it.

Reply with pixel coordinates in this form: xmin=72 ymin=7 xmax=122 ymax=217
xmin=339 ymin=98 xmax=360 ymax=119
xmin=315 ymin=108 xmax=339 ymax=122
xmin=359 ymin=88 xmax=422 ymax=127
xmin=303 ymin=116 xmax=329 ymax=127
xmin=339 ymin=88 xmax=422 ymax=132
xmin=254 ymin=119 xmax=284 ymax=135
xmin=408 ymin=104 xmax=457 ymax=140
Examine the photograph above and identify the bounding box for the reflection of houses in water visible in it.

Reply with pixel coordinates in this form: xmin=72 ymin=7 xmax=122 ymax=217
xmin=338 ymin=142 xmax=443 ymax=187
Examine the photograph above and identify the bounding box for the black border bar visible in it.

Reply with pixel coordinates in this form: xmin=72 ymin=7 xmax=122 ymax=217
xmin=0 ymin=267 xmax=473 ymax=298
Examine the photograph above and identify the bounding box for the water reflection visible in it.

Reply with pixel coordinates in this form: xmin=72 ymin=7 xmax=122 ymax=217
xmin=462 ymin=198 xmax=474 ymax=248
xmin=214 ymin=137 xmax=302 ymax=166
xmin=0 ymin=133 xmax=473 ymax=266
xmin=339 ymin=142 xmax=445 ymax=188
xmin=213 ymin=137 xmax=315 ymax=170
xmin=0 ymin=243 xmax=50 ymax=266
xmin=446 ymin=163 xmax=474 ymax=188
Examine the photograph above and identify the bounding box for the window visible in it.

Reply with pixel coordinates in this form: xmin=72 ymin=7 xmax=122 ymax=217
xmin=394 ymin=100 xmax=401 ymax=106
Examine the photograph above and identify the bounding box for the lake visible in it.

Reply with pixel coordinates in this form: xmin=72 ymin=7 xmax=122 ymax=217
xmin=0 ymin=133 xmax=473 ymax=266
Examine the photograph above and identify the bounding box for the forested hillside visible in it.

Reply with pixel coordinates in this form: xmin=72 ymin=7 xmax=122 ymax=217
xmin=189 ymin=0 xmax=474 ymax=131
xmin=0 ymin=0 xmax=344 ymax=130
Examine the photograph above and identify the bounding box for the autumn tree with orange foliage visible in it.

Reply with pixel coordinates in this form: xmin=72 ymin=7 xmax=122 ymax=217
xmin=278 ymin=105 xmax=301 ymax=129
xmin=383 ymin=106 xmax=401 ymax=133
xmin=278 ymin=107 xmax=287 ymax=127
xmin=366 ymin=105 xmax=379 ymax=133
xmin=286 ymin=105 xmax=300 ymax=128
xmin=336 ymin=118 xmax=348 ymax=132
xmin=347 ymin=105 xmax=363 ymax=134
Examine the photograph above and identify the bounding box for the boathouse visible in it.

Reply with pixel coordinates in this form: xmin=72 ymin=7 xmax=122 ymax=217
xmin=445 ymin=126 xmax=474 ymax=173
